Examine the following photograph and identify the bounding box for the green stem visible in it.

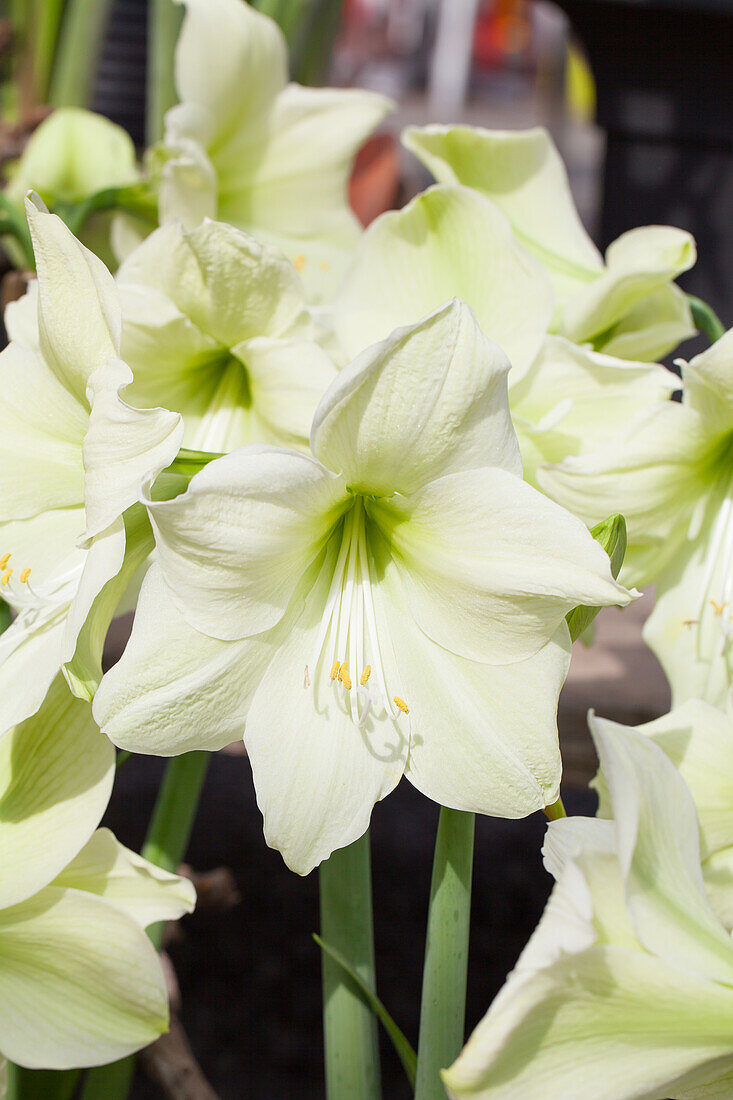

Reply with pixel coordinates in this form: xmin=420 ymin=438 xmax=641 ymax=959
xmin=319 ymin=831 xmax=381 ymax=1100
xmin=49 ymin=0 xmax=114 ymax=107
xmin=80 ymin=751 xmax=210 ymax=1100
xmin=31 ymin=0 xmax=66 ymax=103
xmin=688 ymin=294 xmax=726 ymax=346
xmin=414 ymin=807 xmax=475 ymax=1100
xmin=5 ymin=1065 xmax=81 ymax=1100
xmin=146 ymin=0 xmax=183 ymax=145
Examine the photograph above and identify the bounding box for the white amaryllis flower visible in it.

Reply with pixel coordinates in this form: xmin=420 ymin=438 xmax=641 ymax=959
xmin=0 ymin=196 xmax=182 ymax=723
xmin=333 ymin=185 xmax=676 ymax=485
xmin=0 ymin=676 xmax=195 ymax=1069
xmin=444 ymin=719 xmax=733 ymax=1100
xmin=403 ymin=125 xmax=696 ymax=360
xmin=592 ymin=700 xmax=733 ymax=932
xmin=152 ymin=0 xmax=392 ymax=302
xmin=541 ymin=329 xmax=733 ymax=709
xmin=95 ymin=301 xmax=631 ymax=874
xmin=117 ymin=218 xmax=336 ymax=453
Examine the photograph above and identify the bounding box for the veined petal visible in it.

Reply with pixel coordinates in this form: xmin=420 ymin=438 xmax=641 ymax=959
xmin=562 ymin=225 xmax=696 ymax=345
xmin=241 ymin=336 xmax=337 ymax=449
xmin=0 ymin=340 xmax=86 ymax=520
xmin=94 ymin=562 xmax=285 ymax=754
xmin=312 ymin=301 xmax=521 ymax=497
xmin=333 ymin=184 xmax=554 ymax=380
xmin=444 ymin=943 xmax=733 ymax=1100
xmin=0 ymin=886 xmax=169 ymax=1069
xmin=599 ymin=283 xmax=696 ymax=362
xmin=25 ymin=198 xmax=120 ymax=404
xmin=170 ymin=0 xmax=286 ymax=153
xmin=373 ymin=546 xmax=568 ymax=815
xmin=4 ymin=280 xmax=39 ymax=348
xmin=538 ymin=402 xmax=710 ymax=587
xmin=145 ymin=446 xmax=347 ymax=641
xmin=0 ymin=609 xmax=68 ymax=732
xmin=402 ymin=125 xmax=603 ymax=289
xmin=0 ymin=676 xmax=114 ymax=909
xmin=215 ymin=83 xmax=393 ymax=301
xmin=682 ymin=327 xmax=733 ymax=435
xmin=63 ymin=506 xmax=155 ymax=700
xmin=590 ymin=719 xmax=733 ymax=984
xmin=83 ymin=357 xmax=183 ymax=539
xmin=117 ymin=218 xmax=309 ymax=348
xmin=371 ymin=466 xmax=631 ymax=664
xmin=157 ymin=135 xmax=218 ymax=228
xmin=510 ymin=336 xmax=676 ymax=483
xmin=53 ymin=828 xmax=195 ymax=928
xmin=244 ymin=539 xmax=406 ymax=874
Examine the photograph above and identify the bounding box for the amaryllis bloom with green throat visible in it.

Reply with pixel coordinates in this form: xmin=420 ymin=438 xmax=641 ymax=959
xmin=542 ymin=329 xmax=733 ymax=709
xmin=96 ymin=301 xmax=632 ymax=873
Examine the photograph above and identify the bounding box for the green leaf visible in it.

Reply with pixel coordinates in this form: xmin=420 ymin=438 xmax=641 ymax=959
xmin=688 ymin=294 xmax=726 ymax=346
xmin=566 ymin=513 xmax=627 ymax=643
xmin=313 ymin=933 xmax=417 ymax=1088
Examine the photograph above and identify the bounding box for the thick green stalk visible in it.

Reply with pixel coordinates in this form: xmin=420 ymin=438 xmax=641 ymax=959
xmin=146 ymin=0 xmax=183 ymax=145
xmin=415 ymin=807 xmax=475 ymax=1100
xmin=31 ymin=0 xmax=66 ymax=103
xmin=80 ymin=751 xmax=210 ymax=1100
xmin=319 ymin=831 xmax=381 ymax=1100
xmin=49 ymin=0 xmax=114 ymax=107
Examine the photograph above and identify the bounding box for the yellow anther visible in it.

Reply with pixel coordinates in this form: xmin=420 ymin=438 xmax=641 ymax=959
xmin=1 ymin=569 xmax=11 ymax=586
xmin=338 ymin=661 xmax=352 ymax=690
xmin=319 ymin=260 xmax=330 ymax=271
xmin=20 ymin=567 xmax=30 ymax=583
xmin=710 ymin=599 xmax=727 ymax=615
xmin=682 ymin=619 xmax=699 ymax=627
xmin=0 ymin=553 xmax=10 ymax=570
xmin=330 ymin=660 xmax=341 ymax=681
xmin=293 ymin=253 xmax=307 ymax=272
xmin=393 ymin=696 xmax=409 ymax=714
xmin=360 ymin=665 xmax=371 ymax=686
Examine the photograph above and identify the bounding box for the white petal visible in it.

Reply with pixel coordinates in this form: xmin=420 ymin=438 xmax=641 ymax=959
xmin=25 ymin=198 xmax=120 ymax=404
xmin=0 ymin=676 xmax=114 ymax=909
xmin=242 ymin=335 xmax=337 ymax=449
xmin=334 ymin=184 xmax=554 ymax=381
xmin=599 ymin=283 xmax=695 ymax=362
xmin=53 ymin=828 xmax=195 ymax=928
xmin=373 ymin=548 xmax=568 ymax=815
xmin=146 ymin=446 xmax=347 ymax=641
xmin=244 ymin=542 xmax=406 ymax=874
xmin=371 ymin=466 xmax=631 ymax=664
xmin=402 ymin=125 xmax=602 ymax=291
xmin=682 ymin=327 xmax=733 ymax=435
xmin=312 ymin=301 xmax=522 ymax=497
xmin=170 ymin=0 xmax=286 ymax=152
xmin=590 ymin=718 xmax=733 ymax=984
xmin=94 ymin=563 xmax=279 ymax=754
xmin=83 ymin=357 xmax=183 ymax=539
xmin=562 ymin=225 xmax=696 ymax=345
xmin=0 ymin=340 xmax=86 ymax=520
xmin=0 ymin=886 xmax=169 ymax=1069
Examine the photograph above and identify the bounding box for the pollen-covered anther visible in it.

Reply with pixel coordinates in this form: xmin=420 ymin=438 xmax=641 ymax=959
xmin=360 ymin=665 xmax=371 ymax=685
xmin=338 ymin=661 xmax=352 ymax=690
xmin=393 ymin=696 xmax=409 ymax=714
xmin=329 ymin=660 xmax=340 ymax=681
xmin=20 ymin=568 xmax=31 ymax=583
xmin=1 ymin=569 xmax=12 ymax=586
xmin=0 ymin=553 xmax=10 ymax=570
xmin=710 ymin=599 xmax=727 ymax=615
xmin=293 ymin=253 xmax=307 ymax=272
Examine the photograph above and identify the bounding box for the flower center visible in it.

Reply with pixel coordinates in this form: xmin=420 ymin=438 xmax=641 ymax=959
xmin=684 ymin=473 xmax=733 ymax=660
xmin=304 ymin=498 xmax=408 ymax=728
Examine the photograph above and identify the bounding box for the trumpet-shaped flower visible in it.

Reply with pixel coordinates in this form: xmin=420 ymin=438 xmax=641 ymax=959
xmin=444 ymin=718 xmax=733 ymax=1100
xmin=95 ymin=301 xmax=631 ymax=874
xmin=154 ymin=0 xmax=393 ymax=301
xmin=403 ymin=125 xmax=696 ymax=359
xmin=541 ymin=329 xmax=733 ymax=708
xmin=0 ymin=676 xmax=195 ymax=1069
xmin=117 ymin=218 xmax=336 ymax=453
xmin=333 ymin=185 xmax=676 ymax=484
xmin=592 ymin=701 xmax=733 ymax=932
xmin=0 ymin=197 xmax=182 ymax=723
